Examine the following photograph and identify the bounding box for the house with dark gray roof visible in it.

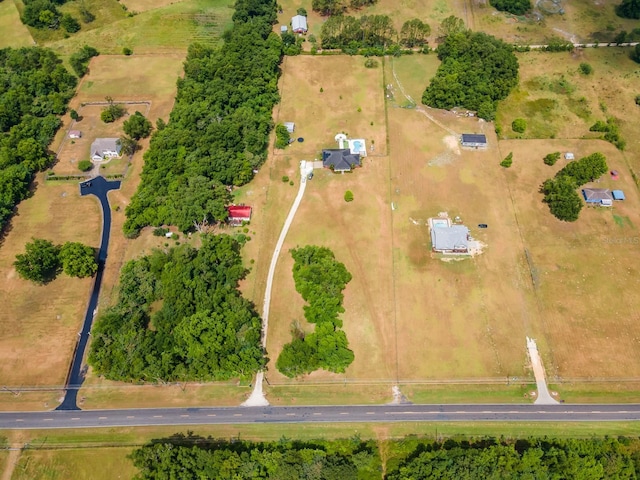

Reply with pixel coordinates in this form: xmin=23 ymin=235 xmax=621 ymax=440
xmin=430 ymin=225 xmax=470 ymax=253
xmin=582 ymin=188 xmax=613 ymax=205
xmin=461 ymin=134 xmax=487 ymax=148
xmin=90 ymin=138 xmax=122 ymax=160
xmin=322 ymin=149 xmax=360 ymax=172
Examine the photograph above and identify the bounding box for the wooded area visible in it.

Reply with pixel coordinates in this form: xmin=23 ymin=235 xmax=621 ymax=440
xmin=276 ymin=246 xmax=354 ymax=377
xmin=88 ymin=235 xmax=265 ymax=382
xmin=130 ymin=434 xmax=640 ymax=479
xmin=422 ymin=31 xmax=518 ymax=120
xmin=123 ymin=0 xmax=282 ymax=237
xmin=0 ymin=47 xmax=76 ymax=234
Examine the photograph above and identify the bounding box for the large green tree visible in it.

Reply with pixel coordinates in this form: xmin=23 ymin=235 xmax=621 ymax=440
xmin=59 ymin=241 xmax=97 ymax=278
xmin=14 ymin=238 xmax=61 ymax=284
xmin=490 ymin=0 xmax=531 ymax=15
xmin=399 ymin=18 xmax=431 ymax=47
xmin=123 ymin=111 xmax=152 ymax=140
xmin=438 ymin=15 xmax=466 ymax=38
xmin=617 ymin=0 xmax=640 ymax=18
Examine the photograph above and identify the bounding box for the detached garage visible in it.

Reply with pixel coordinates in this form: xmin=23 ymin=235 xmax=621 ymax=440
xmin=461 ymin=134 xmax=487 ymax=148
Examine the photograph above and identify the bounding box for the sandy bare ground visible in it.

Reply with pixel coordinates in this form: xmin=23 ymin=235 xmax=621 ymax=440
xmin=527 ymin=337 xmax=559 ymax=405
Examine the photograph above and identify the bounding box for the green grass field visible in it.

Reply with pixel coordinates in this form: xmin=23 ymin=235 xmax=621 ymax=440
xmin=43 ymin=0 xmax=233 ymax=56
xmin=0 ymin=0 xmax=33 ymax=48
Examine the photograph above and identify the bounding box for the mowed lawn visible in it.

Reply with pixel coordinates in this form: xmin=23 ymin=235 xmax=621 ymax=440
xmin=11 ymin=447 xmax=137 ymax=480
xmin=501 ymin=139 xmax=640 ymax=379
xmin=0 ymin=0 xmax=33 ymax=48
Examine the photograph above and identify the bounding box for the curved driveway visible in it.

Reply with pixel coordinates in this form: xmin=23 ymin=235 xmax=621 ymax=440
xmin=56 ymin=177 xmax=121 ymax=411
xmin=3 ymin=403 xmax=640 ymax=429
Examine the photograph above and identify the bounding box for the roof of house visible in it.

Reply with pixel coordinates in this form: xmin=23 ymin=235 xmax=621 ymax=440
xmin=227 ymin=205 xmax=252 ymax=218
xmin=612 ymin=190 xmax=626 ymax=200
xmin=284 ymin=122 xmax=295 ymax=133
xmin=291 ymin=15 xmax=307 ymax=31
xmin=69 ymin=130 xmax=81 ymax=137
xmin=565 ymin=152 xmax=575 ymax=159
xmin=461 ymin=133 xmax=487 ymax=145
xmin=431 ymin=225 xmax=469 ymax=251
xmin=91 ymin=138 xmax=121 ymax=155
xmin=322 ymin=149 xmax=360 ymax=171
xmin=582 ymin=188 xmax=613 ymax=202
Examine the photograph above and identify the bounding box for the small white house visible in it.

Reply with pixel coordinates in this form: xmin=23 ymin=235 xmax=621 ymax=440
xmin=90 ymin=138 xmax=122 ymax=161
xmin=291 ymin=15 xmax=308 ymax=33
xmin=69 ymin=130 xmax=82 ymax=139
xmin=284 ymin=122 xmax=295 ymax=134
xmin=565 ymin=152 xmax=575 ymax=160
xmin=280 ymin=25 xmax=288 ymax=33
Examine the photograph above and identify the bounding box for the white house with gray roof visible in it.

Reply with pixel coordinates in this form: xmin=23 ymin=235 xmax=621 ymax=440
xmin=90 ymin=138 xmax=122 ymax=161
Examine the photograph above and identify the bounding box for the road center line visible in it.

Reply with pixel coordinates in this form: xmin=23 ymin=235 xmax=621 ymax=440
xmin=153 ymin=415 xmax=163 ymax=418
xmin=207 ymin=414 xmax=216 ymax=417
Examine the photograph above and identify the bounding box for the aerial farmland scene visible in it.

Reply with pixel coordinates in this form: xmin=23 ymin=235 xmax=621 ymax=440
xmin=1 ymin=0 xmax=640 ymax=476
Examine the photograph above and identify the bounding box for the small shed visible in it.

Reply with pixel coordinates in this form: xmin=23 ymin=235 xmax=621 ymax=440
xmin=612 ymin=190 xmax=626 ymax=201
xmin=565 ymin=152 xmax=575 ymax=160
xmin=291 ymin=15 xmax=308 ymax=33
xmin=582 ymin=188 xmax=613 ymax=205
xmin=461 ymin=134 xmax=487 ymax=148
xmin=227 ymin=205 xmax=252 ymax=226
xmin=284 ymin=122 xmax=295 ymax=133
xmin=280 ymin=25 xmax=288 ymax=33
xmin=69 ymin=130 xmax=82 ymax=139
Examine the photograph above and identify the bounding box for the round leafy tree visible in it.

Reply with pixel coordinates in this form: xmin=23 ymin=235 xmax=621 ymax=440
xmin=14 ymin=238 xmax=61 ymax=284
xmin=78 ymin=159 xmax=93 ymax=171
xmin=59 ymin=241 xmax=98 ymax=278
xmin=344 ymin=190 xmax=354 ymax=202
xmin=512 ymin=118 xmax=527 ymax=133
xmin=123 ymin=111 xmax=152 ymax=140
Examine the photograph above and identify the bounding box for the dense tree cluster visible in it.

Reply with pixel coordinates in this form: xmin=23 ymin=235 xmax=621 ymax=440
xmin=123 ymin=0 xmax=282 ymax=237
xmin=21 ymin=0 xmax=81 ymax=33
xmin=542 ymin=152 xmax=608 ymax=222
xmin=274 ymin=123 xmax=290 ymax=148
xmin=130 ymin=434 xmax=380 ymax=479
xmin=14 ymin=238 xmax=96 ymax=284
xmin=69 ymin=45 xmax=99 ymax=77
xmin=422 ymin=31 xmax=518 ymax=120
xmin=321 ymin=14 xmax=396 ymax=49
xmin=489 ymin=0 xmax=531 ymax=15
xmin=0 ymin=47 xmax=76 ymax=233
xmin=88 ymin=235 xmax=265 ymax=382
xmin=388 ymin=437 xmax=639 ymax=479
xmin=616 ymin=0 xmax=640 ymax=19
xmin=276 ymin=246 xmax=354 ymax=377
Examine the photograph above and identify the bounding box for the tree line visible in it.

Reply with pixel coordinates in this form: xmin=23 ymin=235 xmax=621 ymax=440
xmin=276 ymin=246 xmax=354 ymax=377
xmin=421 ymin=29 xmax=519 ymax=120
xmin=88 ymin=235 xmax=265 ymax=382
xmin=320 ymin=15 xmax=430 ymax=50
xmin=542 ymin=152 xmax=608 ymax=222
xmin=123 ymin=0 xmax=282 ymax=237
xmin=129 ymin=433 xmax=640 ymax=479
xmin=0 ymin=47 xmax=76 ymax=235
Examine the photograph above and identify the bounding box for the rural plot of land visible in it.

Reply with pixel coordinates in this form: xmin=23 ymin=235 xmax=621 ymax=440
xmin=501 ymin=139 xmax=640 ymax=380
xmin=266 ymin=55 xmax=396 ymax=386
xmin=386 ymin=107 xmax=536 ymax=380
xmin=275 ymin=55 xmax=387 ymax=158
xmin=0 ymin=0 xmax=33 ymax=48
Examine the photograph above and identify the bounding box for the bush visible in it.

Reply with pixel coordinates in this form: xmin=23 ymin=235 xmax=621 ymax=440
xmin=153 ymin=227 xmax=169 ymax=237
xmin=490 ymin=0 xmax=531 ymax=15
xmin=511 ymin=118 xmax=527 ymax=133
xmin=80 ymin=6 xmax=95 ymax=23
xmin=344 ymin=190 xmax=354 ymax=202
xmin=282 ymin=175 xmax=289 ymax=182
xmin=101 ymin=98 xmax=126 ymax=123
xmin=69 ymin=45 xmax=99 ymax=77
xmin=364 ymin=58 xmax=379 ymax=68
xmin=579 ymin=62 xmax=593 ymax=75
xmin=500 ymin=152 xmax=513 ymax=168
xmin=590 ymin=118 xmax=625 ymax=150
xmin=636 ymin=94 xmax=640 ymax=106
xmin=61 ymin=14 xmax=81 ymax=33
xmin=275 ymin=124 xmax=290 ymax=149
xmin=78 ymin=160 xmax=93 ymax=172
xmin=70 ymin=109 xmax=79 ymax=121
xmin=296 ymin=6 xmax=307 ymax=15
xmin=122 ymin=47 xmax=133 ymax=56
xmin=544 ymin=152 xmax=561 ymax=166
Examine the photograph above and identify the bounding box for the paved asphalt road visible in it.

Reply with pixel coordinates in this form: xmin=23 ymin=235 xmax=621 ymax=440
xmin=56 ymin=177 xmax=121 ymax=411
xmin=3 ymin=404 xmax=640 ymax=429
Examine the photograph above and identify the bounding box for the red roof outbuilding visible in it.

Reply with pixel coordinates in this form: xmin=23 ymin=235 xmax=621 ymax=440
xmin=227 ymin=205 xmax=252 ymax=225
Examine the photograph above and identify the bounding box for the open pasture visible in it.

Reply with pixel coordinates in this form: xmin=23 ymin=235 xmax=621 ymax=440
xmin=497 ymin=49 xmax=640 ymax=159
xmin=0 ymin=0 xmax=33 ymax=48
xmin=500 ymin=138 xmax=640 ymax=379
